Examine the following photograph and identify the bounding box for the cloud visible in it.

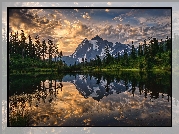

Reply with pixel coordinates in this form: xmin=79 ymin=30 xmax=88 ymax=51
xmin=9 ymin=9 xmax=39 ymax=29
xmin=138 ymin=17 xmax=147 ymax=24
xmin=125 ymin=9 xmax=139 ymax=17
xmin=53 ymin=20 xmax=96 ymax=55
xmin=8 ymin=8 xmax=171 ymax=55
xmin=93 ymin=20 xmax=171 ymax=46
xmin=113 ymin=17 xmax=123 ymax=22
xmin=64 ymin=20 xmax=71 ymax=26
xmin=40 ymin=18 xmax=50 ymax=24
xmin=82 ymin=13 xmax=91 ymax=20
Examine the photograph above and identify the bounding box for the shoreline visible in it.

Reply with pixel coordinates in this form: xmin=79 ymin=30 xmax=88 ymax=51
xmin=9 ymin=68 xmax=171 ymax=76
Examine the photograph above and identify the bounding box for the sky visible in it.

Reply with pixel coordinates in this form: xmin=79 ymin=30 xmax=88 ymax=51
xmin=8 ymin=8 xmax=171 ymax=56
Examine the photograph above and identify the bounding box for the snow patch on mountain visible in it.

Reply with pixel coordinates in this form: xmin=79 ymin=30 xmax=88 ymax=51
xmin=87 ymin=47 xmax=91 ymax=51
xmin=113 ymin=43 xmax=116 ymax=47
xmin=78 ymin=58 xmax=82 ymax=63
xmin=84 ymin=54 xmax=86 ymax=59
xmin=100 ymin=48 xmax=105 ymax=57
xmin=89 ymin=40 xmax=98 ymax=50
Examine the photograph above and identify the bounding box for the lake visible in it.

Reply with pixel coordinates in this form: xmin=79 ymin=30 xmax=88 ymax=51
xmin=8 ymin=71 xmax=171 ymax=126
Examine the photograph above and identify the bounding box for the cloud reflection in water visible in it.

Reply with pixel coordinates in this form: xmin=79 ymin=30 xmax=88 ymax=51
xmin=25 ymin=84 xmax=170 ymax=126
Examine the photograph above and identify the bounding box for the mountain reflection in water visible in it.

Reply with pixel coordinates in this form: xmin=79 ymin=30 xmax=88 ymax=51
xmin=9 ymin=72 xmax=171 ymax=126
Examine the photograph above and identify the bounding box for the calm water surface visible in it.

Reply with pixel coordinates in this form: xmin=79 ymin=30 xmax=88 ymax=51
xmin=9 ymin=71 xmax=171 ymax=126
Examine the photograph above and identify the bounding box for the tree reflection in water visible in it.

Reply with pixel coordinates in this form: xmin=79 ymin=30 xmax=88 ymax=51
xmin=9 ymin=71 xmax=171 ymax=126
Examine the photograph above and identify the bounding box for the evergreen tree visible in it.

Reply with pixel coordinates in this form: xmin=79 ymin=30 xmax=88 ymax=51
xmin=131 ymin=45 xmax=136 ymax=59
xmin=47 ymin=39 xmax=54 ymax=65
xmin=41 ymin=39 xmax=47 ymax=61
xmin=20 ymin=30 xmax=26 ymax=59
xmin=34 ymin=35 xmax=41 ymax=60
xmin=138 ymin=44 xmax=143 ymax=57
xmin=26 ymin=35 xmax=32 ymax=58
xmin=96 ymin=55 xmax=101 ymax=70
xmin=123 ymin=48 xmax=128 ymax=67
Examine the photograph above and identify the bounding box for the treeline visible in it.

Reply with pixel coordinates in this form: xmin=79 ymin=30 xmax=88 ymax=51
xmin=69 ymin=37 xmax=171 ymax=71
xmin=9 ymin=30 xmax=172 ymax=73
xmin=9 ymin=30 xmax=63 ymax=73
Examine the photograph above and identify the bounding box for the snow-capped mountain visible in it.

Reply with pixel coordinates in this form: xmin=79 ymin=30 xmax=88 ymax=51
xmin=55 ymin=35 xmax=133 ymax=66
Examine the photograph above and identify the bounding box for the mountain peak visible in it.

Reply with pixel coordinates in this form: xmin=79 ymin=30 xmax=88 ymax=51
xmin=84 ymin=37 xmax=88 ymax=40
xmin=82 ymin=37 xmax=88 ymax=41
xmin=80 ymin=38 xmax=89 ymax=44
xmin=59 ymin=36 xmax=131 ymax=66
xmin=91 ymin=35 xmax=103 ymax=41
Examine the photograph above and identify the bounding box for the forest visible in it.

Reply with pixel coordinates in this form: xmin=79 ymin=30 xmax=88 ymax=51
xmin=9 ymin=30 xmax=172 ymax=74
